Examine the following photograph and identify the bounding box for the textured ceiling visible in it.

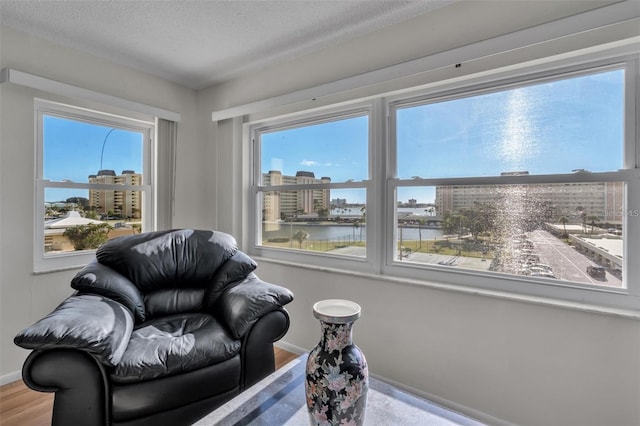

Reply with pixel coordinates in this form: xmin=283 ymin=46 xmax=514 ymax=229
xmin=0 ymin=0 xmax=457 ymax=90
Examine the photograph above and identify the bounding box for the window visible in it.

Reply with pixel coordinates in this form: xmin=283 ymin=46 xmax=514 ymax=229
xmin=391 ymin=66 xmax=629 ymax=288
xmin=248 ymin=55 xmax=639 ymax=310
xmin=252 ymin=110 xmax=370 ymax=262
xmin=35 ymin=100 xmax=154 ymax=272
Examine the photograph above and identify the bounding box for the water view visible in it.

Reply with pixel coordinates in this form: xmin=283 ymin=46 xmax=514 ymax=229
xmin=262 ymin=223 xmax=443 ymax=244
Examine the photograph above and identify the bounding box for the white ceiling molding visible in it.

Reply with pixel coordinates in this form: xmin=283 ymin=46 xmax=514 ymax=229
xmin=0 ymin=68 xmax=182 ymax=122
xmin=211 ymin=1 xmax=640 ymax=123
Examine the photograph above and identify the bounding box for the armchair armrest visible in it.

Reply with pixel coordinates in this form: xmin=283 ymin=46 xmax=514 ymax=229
xmin=14 ymin=294 xmax=134 ymax=367
xmin=213 ymin=274 xmax=294 ymax=339
xmin=22 ymin=349 xmax=111 ymax=426
xmin=71 ymin=260 xmax=146 ymax=322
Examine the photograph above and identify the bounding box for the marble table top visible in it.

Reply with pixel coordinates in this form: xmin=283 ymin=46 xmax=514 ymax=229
xmin=193 ymin=354 xmax=484 ymax=426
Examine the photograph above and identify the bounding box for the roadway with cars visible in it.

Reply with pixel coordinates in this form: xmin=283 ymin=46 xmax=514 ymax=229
xmin=330 ymin=229 xmax=623 ymax=289
xmin=528 ymin=229 xmax=622 ymax=288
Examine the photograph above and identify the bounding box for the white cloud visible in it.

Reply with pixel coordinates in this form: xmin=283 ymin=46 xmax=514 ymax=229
xmin=300 ymin=159 xmax=340 ymax=167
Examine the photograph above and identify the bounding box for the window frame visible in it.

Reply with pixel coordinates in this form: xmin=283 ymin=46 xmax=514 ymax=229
xmin=249 ymin=104 xmax=381 ymax=272
xmin=245 ymin=53 xmax=640 ymax=311
xmin=385 ymin=57 xmax=640 ymax=310
xmin=34 ymin=99 xmax=155 ymax=273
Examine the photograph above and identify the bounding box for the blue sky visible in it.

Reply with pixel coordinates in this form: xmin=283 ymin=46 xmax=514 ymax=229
xmin=261 ymin=68 xmax=623 ymax=205
xmin=261 ymin=115 xmax=369 ymax=182
xmin=44 ymin=115 xmax=142 ymax=201
xmin=396 ymin=69 xmax=623 ymax=179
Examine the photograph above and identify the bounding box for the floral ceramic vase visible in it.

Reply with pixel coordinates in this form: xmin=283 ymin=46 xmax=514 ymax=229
xmin=305 ymin=299 xmax=368 ymax=426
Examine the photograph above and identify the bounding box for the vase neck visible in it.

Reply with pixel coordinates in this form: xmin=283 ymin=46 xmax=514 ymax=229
xmin=320 ymin=320 xmax=354 ymax=352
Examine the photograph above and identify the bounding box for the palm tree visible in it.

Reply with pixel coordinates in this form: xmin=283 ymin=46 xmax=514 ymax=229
xmin=293 ymin=230 xmax=310 ymax=249
xmin=558 ymin=215 xmax=569 ymax=237
xmin=417 ymin=219 xmax=426 ymax=249
xmin=587 ymin=215 xmax=600 ymax=234
xmin=353 ymin=221 xmax=360 ymax=242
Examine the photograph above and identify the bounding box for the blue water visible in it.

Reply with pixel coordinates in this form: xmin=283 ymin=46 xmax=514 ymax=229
xmin=263 ymin=223 xmax=443 ymax=242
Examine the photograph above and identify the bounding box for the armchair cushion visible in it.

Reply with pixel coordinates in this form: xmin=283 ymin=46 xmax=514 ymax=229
xmin=14 ymin=294 xmax=133 ymax=366
xmin=97 ymin=229 xmax=238 ymax=292
xmin=71 ymin=260 xmax=146 ymax=321
xmin=144 ymin=288 xmax=205 ymax=319
xmin=111 ymin=313 xmax=240 ymax=383
xmin=204 ymin=250 xmax=257 ymax=309
xmin=214 ymin=275 xmax=294 ymax=339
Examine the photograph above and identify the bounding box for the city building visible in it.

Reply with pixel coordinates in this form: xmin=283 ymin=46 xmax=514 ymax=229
xmin=88 ymin=169 xmax=142 ymax=219
xmin=436 ymin=179 xmax=624 ymax=225
xmin=262 ymin=170 xmax=330 ymax=221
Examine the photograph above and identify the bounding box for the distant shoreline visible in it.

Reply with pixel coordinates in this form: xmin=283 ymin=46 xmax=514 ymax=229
xmin=279 ymin=221 xmax=441 ymax=229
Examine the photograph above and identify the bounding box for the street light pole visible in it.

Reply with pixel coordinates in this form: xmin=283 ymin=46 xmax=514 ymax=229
xmin=100 ymin=128 xmax=116 ymax=171
xmin=99 ymin=128 xmax=116 ymax=218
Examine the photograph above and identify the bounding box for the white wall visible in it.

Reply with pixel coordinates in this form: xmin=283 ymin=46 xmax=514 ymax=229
xmin=259 ymin=262 xmax=640 ymax=426
xmin=199 ymin=2 xmax=640 ymax=425
xmin=1 ymin=2 xmax=639 ymax=425
xmin=0 ymin=25 xmax=211 ymax=381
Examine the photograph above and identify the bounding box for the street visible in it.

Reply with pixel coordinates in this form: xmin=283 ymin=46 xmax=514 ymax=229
xmin=328 ymin=229 xmax=623 ymax=289
xmin=528 ymin=230 xmax=622 ymax=288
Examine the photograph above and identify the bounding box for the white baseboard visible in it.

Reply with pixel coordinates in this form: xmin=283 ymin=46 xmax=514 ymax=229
xmin=0 ymin=370 xmax=22 ymax=386
xmin=274 ymin=340 xmax=307 ymax=356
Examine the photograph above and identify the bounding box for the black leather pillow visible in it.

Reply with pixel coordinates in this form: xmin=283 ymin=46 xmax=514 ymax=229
xmin=203 ymin=250 xmax=257 ymax=309
xmin=213 ymin=275 xmax=294 ymax=339
xmin=97 ymin=229 xmax=238 ymax=292
xmin=71 ymin=260 xmax=146 ymax=322
xmin=14 ymin=294 xmax=134 ymax=366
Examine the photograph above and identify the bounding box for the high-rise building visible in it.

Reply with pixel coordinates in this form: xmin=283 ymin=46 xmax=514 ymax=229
xmin=435 ymin=178 xmax=624 ymax=224
xmin=262 ymin=170 xmax=330 ymax=221
xmin=88 ymin=170 xmax=142 ymax=218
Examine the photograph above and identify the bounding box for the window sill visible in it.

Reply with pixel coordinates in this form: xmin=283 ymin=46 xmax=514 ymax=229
xmin=34 ymin=250 xmax=95 ymax=274
xmin=254 ymin=256 xmax=640 ymax=320
xmin=33 ymin=264 xmax=85 ymax=275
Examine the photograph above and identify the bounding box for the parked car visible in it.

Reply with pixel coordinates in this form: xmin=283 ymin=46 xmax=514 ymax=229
xmin=524 ymin=254 xmax=540 ymax=263
xmin=587 ymin=265 xmax=606 ymax=279
xmin=531 ymin=263 xmax=553 ymax=271
xmin=530 ymin=266 xmax=552 ymax=274
xmin=530 ymin=271 xmax=556 ymax=279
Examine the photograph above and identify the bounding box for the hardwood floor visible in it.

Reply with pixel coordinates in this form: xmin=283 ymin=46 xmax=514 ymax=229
xmin=0 ymin=347 xmax=299 ymax=426
xmin=0 ymin=379 xmax=54 ymax=426
xmin=273 ymin=346 xmax=300 ymax=370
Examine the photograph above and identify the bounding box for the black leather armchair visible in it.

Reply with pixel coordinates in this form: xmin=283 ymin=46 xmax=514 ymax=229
xmin=15 ymin=229 xmax=293 ymax=426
